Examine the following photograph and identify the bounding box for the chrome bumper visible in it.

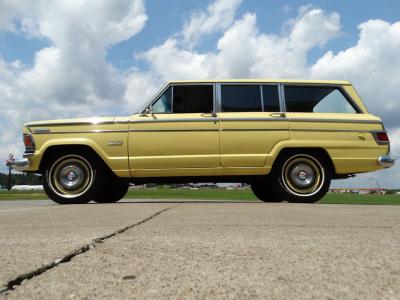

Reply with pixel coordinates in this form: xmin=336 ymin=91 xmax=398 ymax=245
xmin=378 ymin=155 xmax=395 ymax=168
xmin=11 ymin=158 xmax=30 ymax=172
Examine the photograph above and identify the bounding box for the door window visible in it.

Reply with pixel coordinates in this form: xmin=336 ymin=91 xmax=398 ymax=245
xmin=262 ymin=85 xmax=280 ymax=112
xmin=173 ymin=85 xmax=213 ymax=113
xmin=221 ymin=85 xmax=262 ymax=112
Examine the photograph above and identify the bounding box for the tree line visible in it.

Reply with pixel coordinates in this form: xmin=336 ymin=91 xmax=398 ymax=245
xmin=0 ymin=173 xmax=41 ymax=188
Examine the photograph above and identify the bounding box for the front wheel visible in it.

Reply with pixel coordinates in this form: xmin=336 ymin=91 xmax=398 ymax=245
xmin=43 ymin=152 xmax=105 ymax=204
xmin=271 ymin=152 xmax=331 ymax=203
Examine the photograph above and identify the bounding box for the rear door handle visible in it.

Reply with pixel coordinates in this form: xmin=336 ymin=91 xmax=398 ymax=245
xmin=201 ymin=113 xmax=217 ymax=118
xmin=270 ymin=112 xmax=286 ymax=118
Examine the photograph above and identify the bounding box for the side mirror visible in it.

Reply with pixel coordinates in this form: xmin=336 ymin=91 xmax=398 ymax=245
xmin=141 ymin=107 xmax=153 ymax=116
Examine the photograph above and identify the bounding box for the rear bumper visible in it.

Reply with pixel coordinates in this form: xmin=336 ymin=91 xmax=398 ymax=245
xmin=378 ymin=155 xmax=395 ymax=168
xmin=11 ymin=158 xmax=30 ymax=172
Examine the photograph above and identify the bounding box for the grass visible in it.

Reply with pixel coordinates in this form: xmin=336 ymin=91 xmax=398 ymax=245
xmin=0 ymin=188 xmax=399 ymax=205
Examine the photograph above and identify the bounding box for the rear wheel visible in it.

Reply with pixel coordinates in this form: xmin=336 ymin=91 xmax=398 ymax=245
xmin=93 ymin=176 xmax=129 ymax=203
xmin=250 ymin=178 xmax=283 ymax=202
xmin=271 ymin=152 xmax=331 ymax=203
xmin=43 ymin=152 xmax=105 ymax=204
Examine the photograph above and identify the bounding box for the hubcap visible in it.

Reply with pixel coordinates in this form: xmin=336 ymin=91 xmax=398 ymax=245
xmin=282 ymin=155 xmax=324 ymax=196
xmin=48 ymin=156 xmax=94 ymax=199
xmin=59 ymin=165 xmax=84 ymax=189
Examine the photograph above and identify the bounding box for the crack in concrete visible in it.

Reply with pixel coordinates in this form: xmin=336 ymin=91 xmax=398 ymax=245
xmin=0 ymin=204 xmax=179 ymax=295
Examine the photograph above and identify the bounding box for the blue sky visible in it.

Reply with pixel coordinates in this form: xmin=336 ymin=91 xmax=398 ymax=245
xmin=2 ymin=1 xmax=400 ymax=70
xmin=0 ymin=0 xmax=399 ymax=187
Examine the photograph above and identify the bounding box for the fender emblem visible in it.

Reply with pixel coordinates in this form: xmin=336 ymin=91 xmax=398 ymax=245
xmin=108 ymin=140 xmax=123 ymax=146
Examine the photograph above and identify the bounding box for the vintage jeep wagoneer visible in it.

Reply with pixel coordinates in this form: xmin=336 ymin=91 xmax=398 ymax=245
xmin=12 ymin=79 xmax=394 ymax=204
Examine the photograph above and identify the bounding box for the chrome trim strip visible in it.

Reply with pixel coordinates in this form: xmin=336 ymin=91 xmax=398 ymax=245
xmin=132 ymin=118 xmax=219 ymax=124
xmin=260 ymin=85 xmax=264 ymax=112
xmin=378 ymin=155 xmax=395 ymax=168
xmin=278 ymin=84 xmax=287 ymax=112
xmin=216 ymin=83 xmax=222 ymax=113
xmin=291 ymin=129 xmax=371 ymax=133
xmin=221 ymin=128 xmax=287 ymax=132
xmin=290 ymin=118 xmax=382 ymax=124
xmin=131 ymin=129 xmax=219 ymax=132
xmin=221 ymin=118 xmax=288 ymax=122
xmin=33 ymin=129 xmax=129 ymax=134
xmin=28 ymin=121 xmax=116 ymax=127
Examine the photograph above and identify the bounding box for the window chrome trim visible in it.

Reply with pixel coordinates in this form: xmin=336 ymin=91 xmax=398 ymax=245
xmin=260 ymin=85 xmax=264 ymax=112
xmin=278 ymin=84 xmax=287 ymax=112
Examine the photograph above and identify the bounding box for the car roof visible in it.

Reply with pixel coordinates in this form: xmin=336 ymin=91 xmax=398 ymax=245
xmin=168 ymin=79 xmax=351 ymax=85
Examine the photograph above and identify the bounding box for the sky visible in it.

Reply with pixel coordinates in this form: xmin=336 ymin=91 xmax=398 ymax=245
xmin=0 ymin=0 xmax=399 ymax=188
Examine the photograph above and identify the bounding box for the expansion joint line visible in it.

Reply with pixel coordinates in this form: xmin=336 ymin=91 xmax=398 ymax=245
xmin=0 ymin=204 xmax=180 ymax=295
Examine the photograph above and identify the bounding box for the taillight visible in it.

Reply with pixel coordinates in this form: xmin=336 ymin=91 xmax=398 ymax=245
xmin=372 ymin=131 xmax=390 ymax=144
xmin=23 ymin=134 xmax=35 ymax=149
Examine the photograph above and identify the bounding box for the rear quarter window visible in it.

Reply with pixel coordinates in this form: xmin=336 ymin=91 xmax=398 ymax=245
xmin=284 ymin=86 xmax=358 ymax=113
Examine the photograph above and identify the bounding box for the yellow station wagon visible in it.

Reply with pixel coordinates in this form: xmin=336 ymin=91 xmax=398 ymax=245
xmin=12 ymin=79 xmax=394 ymax=204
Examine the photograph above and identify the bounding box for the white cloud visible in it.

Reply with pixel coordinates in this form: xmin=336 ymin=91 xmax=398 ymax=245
xmin=0 ymin=0 xmax=147 ymax=165
xmin=311 ymin=19 xmax=400 ymax=129
xmin=181 ymin=0 xmax=242 ymax=47
xmin=140 ymin=7 xmax=341 ymax=79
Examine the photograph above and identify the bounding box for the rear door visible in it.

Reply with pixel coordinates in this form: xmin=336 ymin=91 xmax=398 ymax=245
xmin=218 ymin=83 xmax=289 ymax=167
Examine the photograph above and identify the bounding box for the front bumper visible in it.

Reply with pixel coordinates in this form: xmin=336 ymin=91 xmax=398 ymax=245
xmin=378 ymin=155 xmax=395 ymax=168
xmin=11 ymin=158 xmax=30 ymax=172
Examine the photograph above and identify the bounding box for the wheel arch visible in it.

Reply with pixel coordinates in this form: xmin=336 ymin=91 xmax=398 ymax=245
xmin=271 ymin=147 xmax=336 ymax=176
xmin=39 ymin=144 xmax=115 ymax=176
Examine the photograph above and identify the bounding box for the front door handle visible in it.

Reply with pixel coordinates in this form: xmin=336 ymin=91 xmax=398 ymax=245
xmin=270 ymin=112 xmax=286 ymax=118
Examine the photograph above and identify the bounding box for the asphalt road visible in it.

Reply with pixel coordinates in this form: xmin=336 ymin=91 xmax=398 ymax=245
xmin=0 ymin=200 xmax=399 ymax=299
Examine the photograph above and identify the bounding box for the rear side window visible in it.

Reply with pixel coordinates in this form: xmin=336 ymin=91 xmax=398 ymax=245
xmin=173 ymin=85 xmax=213 ymax=113
xmin=284 ymin=86 xmax=357 ymax=113
xmin=221 ymin=85 xmax=262 ymax=112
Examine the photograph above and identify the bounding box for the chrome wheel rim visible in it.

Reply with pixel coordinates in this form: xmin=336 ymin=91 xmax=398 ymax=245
xmin=48 ymin=155 xmax=94 ymax=199
xmin=281 ymin=155 xmax=324 ymax=197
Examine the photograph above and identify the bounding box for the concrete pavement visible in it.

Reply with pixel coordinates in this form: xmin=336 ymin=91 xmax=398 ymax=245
xmin=0 ymin=200 xmax=399 ymax=299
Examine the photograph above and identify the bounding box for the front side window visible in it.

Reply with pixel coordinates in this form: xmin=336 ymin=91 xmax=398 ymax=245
xmin=221 ymin=85 xmax=262 ymax=112
xmin=173 ymin=85 xmax=213 ymax=113
xmin=284 ymin=86 xmax=357 ymax=113
xmin=152 ymin=86 xmax=172 ymax=113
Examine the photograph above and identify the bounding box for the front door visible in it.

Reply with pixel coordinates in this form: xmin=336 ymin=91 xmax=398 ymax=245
xmin=129 ymin=84 xmax=220 ymax=172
